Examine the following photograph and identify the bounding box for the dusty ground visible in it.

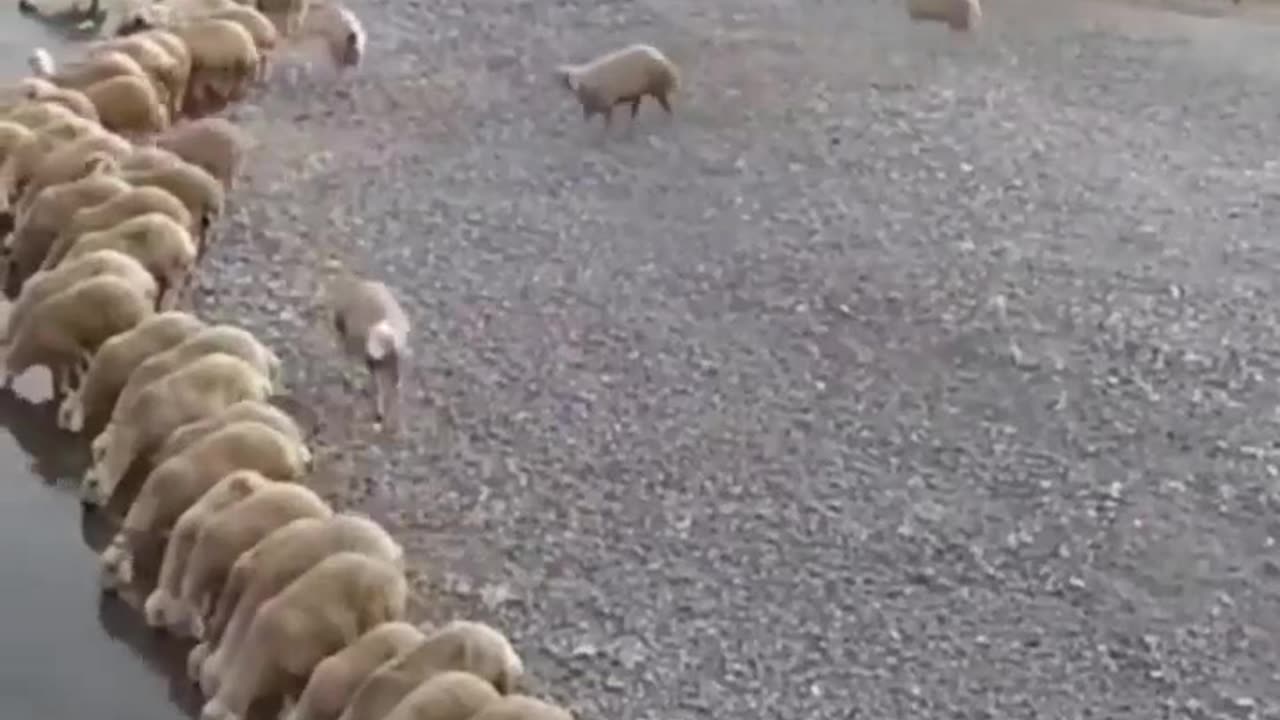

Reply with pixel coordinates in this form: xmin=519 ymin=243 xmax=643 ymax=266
xmin=174 ymin=0 xmax=1280 ymax=717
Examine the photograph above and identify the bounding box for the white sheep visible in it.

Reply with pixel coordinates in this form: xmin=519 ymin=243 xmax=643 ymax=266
xmin=555 ymin=43 xmax=680 ymax=132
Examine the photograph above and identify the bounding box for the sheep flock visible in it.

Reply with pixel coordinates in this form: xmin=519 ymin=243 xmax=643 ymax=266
xmin=0 ymin=0 xmax=982 ymax=719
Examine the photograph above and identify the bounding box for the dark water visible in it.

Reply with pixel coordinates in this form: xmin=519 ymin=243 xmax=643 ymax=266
xmin=0 ymin=11 xmax=201 ymax=720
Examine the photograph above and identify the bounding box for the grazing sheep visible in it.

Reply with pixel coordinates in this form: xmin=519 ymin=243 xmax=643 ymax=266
xmin=3 ymin=98 xmax=82 ymax=129
xmin=40 ymin=185 xmax=193 ymax=273
xmin=329 ymin=275 xmax=410 ymax=427
xmin=467 ymin=696 xmax=575 ymax=720
xmin=0 ymin=114 xmax=102 ymax=210
xmin=82 ymin=352 xmax=275 ymax=508
xmin=3 ymin=153 xmax=128 ymax=296
xmin=147 ymin=482 xmax=331 ymax=637
xmin=21 ymin=77 xmax=101 ymax=123
xmin=96 ymin=416 xmax=312 ymax=590
xmin=4 ymin=248 xmax=156 ymax=350
xmin=12 ymin=129 xmax=134 ymax=217
xmin=200 ymin=552 xmax=409 ymax=720
xmin=150 ymin=399 xmax=305 ymax=469
xmin=119 ymin=147 xmax=225 ymax=249
xmin=82 ymin=73 xmax=170 ymax=137
xmin=46 ymin=50 xmax=159 ymax=105
xmin=379 ymin=672 xmax=502 ymax=720
xmin=285 ymin=622 xmax=430 ymax=720
xmin=141 ymin=468 xmax=269 ymax=627
xmin=174 ymin=19 xmax=261 ymax=116
xmin=153 ymin=117 xmax=250 ymax=189
xmin=206 ymin=5 xmax=279 ymax=81
xmin=906 ymin=0 xmax=981 ymax=31
xmin=59 ymin=211 xmax=198 ymax=309
xmin=555 ymin=43 xmax=679 ymax=132
xmin=295 ymin=1 xmax=365 ymax=70
xmin=194 ymin=514 xmax=403 ymax=694
xmin=338 ymin=621 xmax=524 ymax=720
xmin=0 ymin=120 xmax=36 ymax=236
xmin=97 ymin=30 xmax=193 ymax=119
xmin=2 ymin=274 xmax=154 ymax=395
xmin=58 ymin=310 xmax=205 ymax=433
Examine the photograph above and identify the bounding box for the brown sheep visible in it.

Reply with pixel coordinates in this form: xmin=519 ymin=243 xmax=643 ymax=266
xmin=338 ymin=621 xmax=525 ymax=720
xmin=40 ymin=185 xmax=193 ymax=273
xmin=2 ymin=274 xmax=155 ymax=396
xmin=2 ymin=153 xmax=129 ymax=297
xmin=284 ymin=622 xmax=431 ymax=720
xmin=329 ymin=274 xmax=410 ymax=427
xmin=12 ymin=129 xmax=134 ymax=217
xmin=379 ymin=672 xmax=502 ymax=720
xmin=153 ymin=117 xmax=251 ymax=190
xmin=82 ymin=352 xmax=275 ymax=508
xmin=175 ymin=19 xmax=260 ymax=116
xmin=193 ymin=514 xmax=403 ymax=695
xmin=98 ymin=418 xmax=313 ymax=589
xmin=60 ymin=211 xmax=198 ymax=309
xmin=148 ymin=482 xmax=331 ymax=637
xmin=58 ymin=310 xmax=206 ymax=433
xmin=200 ymin=552 xmax=409 ymax=720
xmin=82 ymin=73 xmax=170 ymax=137
xmin=205 ymin=5 xmax=279 ymax=81
xmin=118 ymin=146 xmax=225 ymax=249
xmin=0 ymin=114 xmax=103 ymax=210
xmin=47 ymin=50 xmax=163 ymax=109
xmin=555 ymin=43 xmax=680 ymax=132
xmin=101 ymin=30 xmax=195 ymax=120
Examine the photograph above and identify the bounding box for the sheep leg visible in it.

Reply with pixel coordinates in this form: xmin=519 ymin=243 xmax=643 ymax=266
xmin=657 ymin=92 xmax=673 ymax=115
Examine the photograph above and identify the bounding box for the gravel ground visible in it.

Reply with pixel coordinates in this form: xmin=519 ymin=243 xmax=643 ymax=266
xmin=169 ymin=0 xmax=1280 ymax=717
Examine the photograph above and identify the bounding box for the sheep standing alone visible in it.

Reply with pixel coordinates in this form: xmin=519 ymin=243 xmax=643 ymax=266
xmin=296 ymin=1 xmax=365 ymax=69
xmin=555 ymin=43 xmax=679 ymax=132
xmin=328 ymin=274 xmax=410 ymax=427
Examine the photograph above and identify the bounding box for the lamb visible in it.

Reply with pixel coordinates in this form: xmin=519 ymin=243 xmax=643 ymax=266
xmin=11 ymin=127 xmax=134 ymax=217
xmin=328 ymin=274 xmax=410 ymax=427
xmin=200 ymin=552 xmax=409 ymax=720
xmin=137 ymin=468 xmax=268 ymax=625
xmin=104 ymin=324 xmax=283 ymax=434
xmin=467 ymin=696 xmax=575 ymax=720
xmin=96 ymin=417 xmax=313 ymax=589
xmin=81 ymin=73 xmax=170 ymax=137
xmin=285 ymin=621 xmax=431 ymax=720
xmin=39 ymin=185 xmax=193 ymax=274
xmin=555 ymin=43 xmax=679 ymax=132
xmin=3 ymin=98 xmax=82 ymax=129
xmin=174 ymin=19 xmax=261 ymax=116
xmin=905 ymin=0 xmax=981 ymax=31
xmin=146 ymin=481 xmax=332 ymax=637
xmin=379 ymin=672 xmax=502 ymax=720
xmin=153 ymin=117 xmax=251 ymax=190
xmin=118 ymin=147 xmax=225 ymax=249
xmin=3 ymin=248 xmax=156 ymax=351
xmin=295 ymin=1 xmax=365 ymax=70
xmin=193 ymin=514 xmax=404 ymax=695
xmin=338 ymin=620 xmax=524 ymax=720
xmin=2 ymin=154 xmax=129 ymax=296
xmin=150 ymin=399 xmax=305 ymax=469
xmin=81 ymin=352 xmax=276 ymax=508
xmin=58 ymin=310 xmax=205 ymax=433
xmin=1 ymin=274 xmax=154 ymax=395
xmin=58 ymin=211 xmax=198 ymax=309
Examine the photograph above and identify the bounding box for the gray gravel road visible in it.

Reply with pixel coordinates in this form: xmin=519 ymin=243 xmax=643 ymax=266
xmin=188 ymin=0 xmax=1280 ymax=717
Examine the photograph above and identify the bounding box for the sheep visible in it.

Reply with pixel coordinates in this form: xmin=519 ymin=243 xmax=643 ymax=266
xmin=104 ymin=324 xmax=283 ymax=433
xmin=193 ymin=514 xmax=404 ymax=695
xmin=328 ymin=274 xmax=410 ymax=427
xmin=58 ymin=310 xmax=205 ymax=433
xmin=294 ymin=1 xmax=365 ymax=71
xmin=0 ymin=120 xmax=36 ymax=236
xmin=258 ymin=0 xmax=310 ymax=37
xmin=205 ymin=5 xmax=279 ymax=81
xmin=338 ymin=620 xmax=524 ymax=720
xmin=555 ymin=43 xmax=679 ymax=132
xmin=3 ymin=248 xmax=156 ymax=350
xmin=0 ymin=114 xmax=103 ymax=210
xmin=139 ymin=468 xmax=269 ymax=626
xmin=151 ymin=117 xmax=249 ymax=191
xmin=21 ymin=77 xmax=102 ymax=123
xmin=174 ymin=19 xmax=261 ymax=117
xmin=905 ymin=0 xmax=981 ymax=31
xmin=39 ymin=185 xmax=193 ymax=274
xmin=284 ymin=622 xmax=431 ymax=720
xmin=200 ymin=552 xmax=409 ymax=720
xmin=2 ymin=154 xmax=129 ymax=297
xmin=146 ymin=481 xmax=331 ymax=637
xmin=81 ymin=352 xmax=276 ymax=508
xmin=118 ymin=147 xmax=225 ymax=250
xmin=149 ymin=399 xmax=305 ymax=469
xmin=95 ymin=30 xmax=193 ymax=119
xmin=3 ymin=98 xmax=83 ymax=129
xmin=2 ymin=274 xmax=155 ymax=396
xmin=95 ymin=416 xmax=312 ymax=590
xmin=378 ymin=672 xmax=502 ymax=720
xmin=12 ymin=129 xmax=134 ymax=217
xmin=58 ymin=211 xmax=198 ymax=309
xmin=82 ymin=73 xmax=170 ymax=137
xmin=467 ymin=696 xmax=575 ymax=720
xmin=45 ymin=50 xmax=163 ymax=109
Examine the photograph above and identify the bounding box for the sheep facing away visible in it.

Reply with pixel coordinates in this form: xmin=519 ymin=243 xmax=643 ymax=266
xmin=555 ymin=43 xmax=679 ymax=132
